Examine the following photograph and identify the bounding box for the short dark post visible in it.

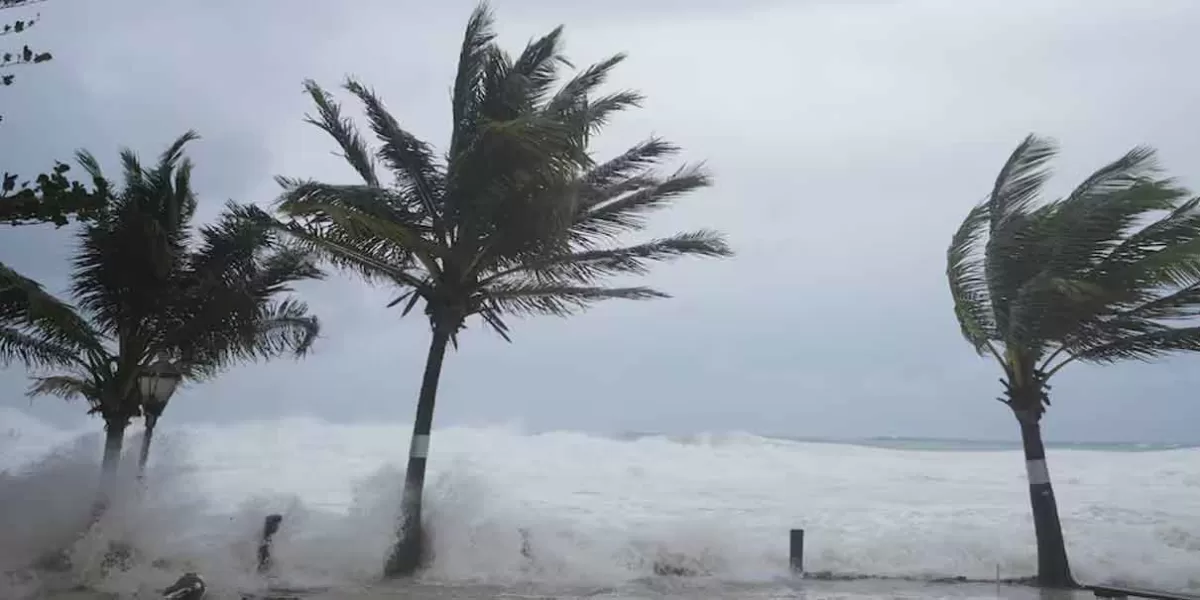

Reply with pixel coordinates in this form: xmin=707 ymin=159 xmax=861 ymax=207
xmin=257 ymin=514 xmax=283 ymax=574
xmin=789 ymin=529 xmax=804 ymax=573
xmin=161 ymin=572 xmax=205 ymax=600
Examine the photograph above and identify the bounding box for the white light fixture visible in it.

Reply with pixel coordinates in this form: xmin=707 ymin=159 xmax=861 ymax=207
xmin=137 ymin=358 xmax=182 ymax=426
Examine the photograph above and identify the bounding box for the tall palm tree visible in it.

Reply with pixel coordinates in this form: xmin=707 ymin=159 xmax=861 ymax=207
xmin=9 ymin=132 xmax=323 ymax=503
xmin=947 ymin=134 xmax=1200 ymax=588
xmin=265 ymin=3 xmax=731 ymax=576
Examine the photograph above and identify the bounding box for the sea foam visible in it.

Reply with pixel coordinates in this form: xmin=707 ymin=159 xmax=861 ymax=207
xmin=1 ymin=407 xmax=1198 ymax=598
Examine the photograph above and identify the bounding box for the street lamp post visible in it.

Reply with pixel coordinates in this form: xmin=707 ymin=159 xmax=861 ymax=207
xmin=136 ymin=358 xmax=182 ymax=480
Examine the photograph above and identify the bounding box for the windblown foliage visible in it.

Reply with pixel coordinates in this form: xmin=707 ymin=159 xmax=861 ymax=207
xmin=5 ymin=133 xmax=322 ymax=424
xmin=948 ymin=134 xmax=1200 ymax=413
xmin=0 ymin=161 xmax=104 ymax=226
xmin=267 ymin=5 xmax=730 ymax=338
xmin=0 ymin=0 xmax=101 ymax=226
xmin=0 ymin=0 xmax=54 ymax=106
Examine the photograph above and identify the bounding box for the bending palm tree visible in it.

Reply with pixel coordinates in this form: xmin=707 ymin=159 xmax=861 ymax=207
xmin=947 ymin=134 xmax=1200 ymax=587
xmin=10 ymin=132 xmax=322 ymax=503
xmin=267 ymin=4 xmax=731 ymax=576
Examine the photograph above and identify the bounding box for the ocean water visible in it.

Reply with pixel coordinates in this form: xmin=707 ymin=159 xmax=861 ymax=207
xmin=1 ymin=407 xmax=1198 ymax=600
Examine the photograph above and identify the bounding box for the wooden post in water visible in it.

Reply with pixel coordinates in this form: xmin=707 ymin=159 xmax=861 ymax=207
xmin=257 ymin=514 xmax=283 ymax=574
xmin=789 ymin=529 xmax=804 ymax=574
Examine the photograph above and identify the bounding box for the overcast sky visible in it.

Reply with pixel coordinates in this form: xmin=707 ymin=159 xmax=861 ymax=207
xmin=2 ymin=0 xmax=1199 ymax=442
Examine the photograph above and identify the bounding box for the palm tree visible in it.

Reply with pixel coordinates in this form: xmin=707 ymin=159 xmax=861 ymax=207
xmin=946 ymin=134 xmax=1200 ymax=587
xmin=8 ymin=132 xmax=322 ymax=504
xmin=264 ymin=3 xmax=731 ymax=576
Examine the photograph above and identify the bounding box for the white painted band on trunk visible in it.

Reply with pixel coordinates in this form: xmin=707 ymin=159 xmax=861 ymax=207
xmin=1025 ymin=459 xmax=1051 ymax=485
xmin=410 ymin=435 xmax=430 ymax=459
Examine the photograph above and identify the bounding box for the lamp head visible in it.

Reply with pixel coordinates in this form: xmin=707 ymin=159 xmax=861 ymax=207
xmin=137 ymin=358 xmax=182 ymax=419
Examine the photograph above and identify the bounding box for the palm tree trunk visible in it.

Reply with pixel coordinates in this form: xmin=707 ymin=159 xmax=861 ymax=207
xmin=93 ymin=418 xmax=127 ymax=518
xmin=384 ymin=324 xmax=452 ymax=577
xmin=137 ymin=416 xmax=157 ymax=482
xmin=1017 ymin=416 xmax=1075 ymax=588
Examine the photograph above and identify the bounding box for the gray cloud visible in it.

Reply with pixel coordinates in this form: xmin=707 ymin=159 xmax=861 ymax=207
xmin=3 ymin=0 xmax=1200 ymax=442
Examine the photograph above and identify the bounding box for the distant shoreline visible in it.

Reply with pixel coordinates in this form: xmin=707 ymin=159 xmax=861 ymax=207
xmin=612 ymin=432 xmax=1200 ymax=452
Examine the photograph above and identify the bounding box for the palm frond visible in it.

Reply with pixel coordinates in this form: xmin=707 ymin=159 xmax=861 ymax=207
xmin=256 ymin=244 xmax=325 ymax=290
xmin=946 ymin=200 xmax=996 ymax=353
xmin=0 ymin=263 xmax=105 ymax=362
xmin=73 ymin=149 xmax=113 ymax=200
xmin=482 ymin=281 xmax=667 ymax=318
xmin=117 ymin=149 xmax=144 ymax=195
xmin=1006 ymin=272 xmax=1109 ymax=352
xmin=26 ymin=374 xmax=97 ymax=404
xmin=154 ymin=202 xmax=324 ymax=368
xmin=276 ymin=179 xmax=428 ymax=236
xmin=157 ymin=131 xmax=201 ymax=172
xmin=253 ymin=299 xmax=321 ymax=357
xmin=169 ymin=154 xmax=197 ymax=227
xmin=0 ymin=262 xmax=62 ymax=322
xmin=980 ymin=136 xmax=1059 ymax=344
xmin=1119 ymin=281 xmax=1200 ymax=321
xmin=582 ymin=137 xmax=677 ymax=191
xmin=476 ymin=108 xmax=592 ymax=173
xmin=275 ymin=184 xmax=445 ymax=277
xmin=262 ymin=216 xmax=430 ymax=292
xmin=512 ymin=25 xmax=569 ymax=107
xmin=1096 ymin=196 xmax=1200 ymax=292
xmin=303 ymin=79 xmax=379 ymax=187
xmin=988 ymin=134 xmax=1057 ymax=229
xmin=572 ymin=164 xmax=711 ymax=244
xmin=0 ymin=326 xmax=79 ymax=368
xmin=449 ymin=2 xmax=497 ymax=159
xmin=487 ymin=230 xmax=730 ymax=285
xmin=1065 ymin=146 xmax=1161 ymax=203
xmin=546 ymin=54 xmax=626 ymax=115
xmin=1041 ymin=164 xmax=1184 ymax=278
xmin=343 ymin=78 xmax=447 ymax=237
xmin=181 ymin=298 xmax=321 ymax=378
xmin=579 ymin=90 xmax=644 ymax=136
xmin=998 ymin=178 xmax=1189 ymax=349
xmin=1076 ymin=325 xmax=1200 ymax=363
xmin=189 ymin=201 xmax=274 ymax=277
xmin=477 ymin=45 xmax=516 ymax=120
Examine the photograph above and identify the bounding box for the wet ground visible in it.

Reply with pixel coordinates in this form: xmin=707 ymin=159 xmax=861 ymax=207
xmin=37 ymin=581 xmax=1098 ymax=600
xmin=255 ymin=579 xmax=1097 ymax=600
